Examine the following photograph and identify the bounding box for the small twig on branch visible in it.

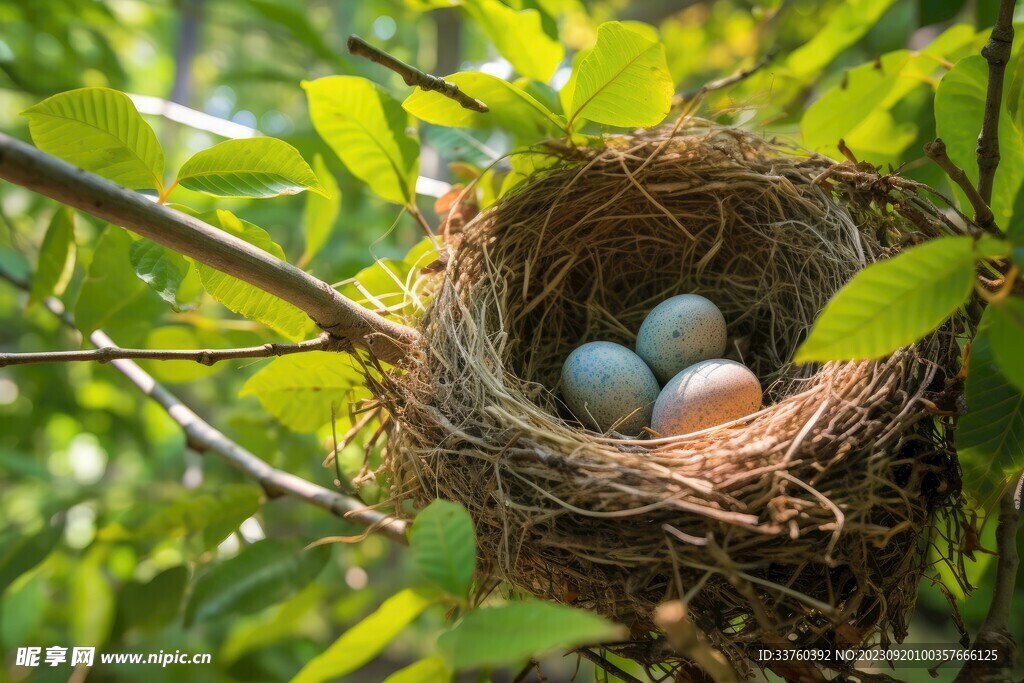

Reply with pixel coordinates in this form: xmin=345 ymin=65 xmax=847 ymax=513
xmin=0 ymin=333 xmax=341 ymax=368
xmin=953 ymin=473 xmax=1021 ymax=683
xmin=976 ymin=0 xmax=1016 ymax=206
xmin=0 ymin=133 xmax=419 ymax=365
xmin=924 ymin=139 xmax=998 ymax=233
xmin=347 ymin=34 xmax=488 ymax=113
xmin=0 ymin=268 xmax=409 ymax=545
xmin=672 ymin=51 xmax=776 ymax=108
xmin=653 ymin=601 xmax=740 ymax=683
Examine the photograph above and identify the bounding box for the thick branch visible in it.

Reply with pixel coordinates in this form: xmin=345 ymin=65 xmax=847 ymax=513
xmin=347 ymin=35 xmax=489 ymax=113
xmin=954 ymin=474 xmax=1021 ymax=683
xmin=0 ymin=333 xmax=338 ymax=368
xmin=924 ymin=139 xmax=998 ymax=233
xmin=0 ymin=133 xmax=418 ymax=365
xmin=0 ymin=269 xmax=409 ymax=544
xmin=976 ymin=0 xmax=1016 ymax=205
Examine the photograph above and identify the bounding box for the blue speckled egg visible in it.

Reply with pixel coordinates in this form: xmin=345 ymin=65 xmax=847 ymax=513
xmin=652 ymin=359 xmax=762 ymax=436
xmin=636 ymin=294 xmax=728 ymax=384
xmin=560 ymin=341 xmax=660 ymax=435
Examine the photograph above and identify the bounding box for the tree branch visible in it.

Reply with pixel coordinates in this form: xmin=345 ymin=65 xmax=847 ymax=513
xmin=672 ymin=51 xmax=776 ymax=108
xmin=0 ymin=268 xmax=409 ymax=544
xmin=924 ymin=139 xmax=998 ymax=233
xmin=976 ymin=0 xmax=1016 ymax=206
xmin=653 ymin=601 xmax=740 ymax=683
xmin=347 ymin=34 xmax=489 ymax=113
xmin=0 ymin=133 xmax=419 ymax=365
xmin=954 ymin=473 xmax=1021 ymax=683
xmin=0 ymin=333 xmax=339 ymax=368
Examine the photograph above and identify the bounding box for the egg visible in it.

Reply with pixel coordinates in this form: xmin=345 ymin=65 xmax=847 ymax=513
xmin=635 ymin=294 xmax=728 ymax=384
xmin=651 ymin=359 xmax=762 ymax=436
xmin=560 ymin=341 xmax=660 ymax=435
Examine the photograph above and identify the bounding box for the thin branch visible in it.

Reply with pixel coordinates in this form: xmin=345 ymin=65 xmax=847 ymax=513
xmin=0 ymin=268 xmax=409 ymax=544
xmin=954 ymin=474 xmax=1021 ymax=683
xmin=347 ymin=34 xmax=489 ymax=113
xmin=976 ymin=0 xmax=1016 ymax=205
xmin=0 ymin=333 xmax=339 ymax=368
xmin=672 ymin=51 xmax=776 ymax=108
xmin=653 ymin=601 xmax=740 ymax=683
xmin=0 ymin=133 xmax=418 ymax=365
xmin=575 ymin=649 xmax=645 ymax=683
xmin=923 ymin=139 xmax=998 ymax=233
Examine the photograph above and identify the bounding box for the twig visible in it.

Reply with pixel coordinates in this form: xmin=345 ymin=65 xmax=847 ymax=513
xmin=953 ymin=474 xmax=1021 ymax=683
xmin=0 ymin=133 xmax=418 ymax=365
xmin=976 ymin=0 xmax=1016 ymax=206
xmin=347 ymin=35 xmax=488 ymax=113
xmin=575 ymin=649 xmax=645 ymax=683
xmin=653 ymin=601 xmax=740 ymax=683
xmin=923 ymin=139 xmax=998 ymax=233
xmin=0 ymin=333 xmax=340 ymax=368
xmin=0 ymin=268 xmax=409 ymax=545
xmin=672 ymin=51 xmax=776 ymax=107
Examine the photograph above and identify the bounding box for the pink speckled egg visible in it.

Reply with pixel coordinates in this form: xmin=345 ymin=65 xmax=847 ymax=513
xmin=651 ymin=359 xmax=762 ymax=436
xmin=635 ymin=294 xmax=727 ymax=384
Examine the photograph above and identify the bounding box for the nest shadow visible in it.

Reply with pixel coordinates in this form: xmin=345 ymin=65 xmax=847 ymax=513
xmin=379 ymin=123 xmax=968 ymax=675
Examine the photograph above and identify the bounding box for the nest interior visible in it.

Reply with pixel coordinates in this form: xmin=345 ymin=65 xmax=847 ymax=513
xmin=380 ymin=124 xmax=967 ymax=674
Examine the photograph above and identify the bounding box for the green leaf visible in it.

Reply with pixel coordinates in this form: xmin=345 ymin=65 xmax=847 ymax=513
xmin=241 ymin=0 xmax=343 ymax=65
xmin=567 ymin=21 xmax=673 ymax=129
xmin=409 ymin=500 xmax=476 ymax=598
xmin=131 ymin=485 xmax=261 ymax=549
xmin=987 ymin=297 xmax=1024 ymax=393
xmin=74 ymin=227 xmax=166 ymax=346
xmin=936 ymin=55 xmax=1024 ymax=229
xmin=185 ymin=540 xmax=331 ymax=626
xmin=221 ymin=584 xmax=323 ymax=663
xmin=175 ymin=138 xmax=326 ymax=199
xmin=116 ymin=565 xmax=188 ymax=634
xmin=28 ymin=207 xmax=76 ymax=308
xmin=786 ymin=0 xmax=900 ymax=80
xmin=303 ymin=76 xmax=420 ymax=205
xmin=239 ymin=351 xmax=368 ymax=432
xmin=957 ymin=331 xmax=1024 ymax=491
xmin=802 ymin=53 xmax=926 ymax=163
xmin=794 ymin=237 xmax=1003 ymax=362
xmin=301 ymin=154 xmax=341 ymax=263
xmin=403 ymin=72 xmax=567 ymax=140
xmin=129 ymin=239 xmax=191 ymax=308
xmin=500 ymin=149 xmax=560 ymax=196
xmin=462 ymin=0 xmax=564 ymax=82
xmin=919 ymin=0 xmax=966 ymax=26
xmin=382 ymin=656 xmax=451 ymax=683
xmin=801 ymin=25 xmax=978 ymax=163
xmin=437 ymin=600 xmax=626 ymax=669
xmin=22 ymin=87 xmax=164 ymax=192
xmin=1 ymin=574 xmax=46 ymax=646
xmin=0 ymin=523 xmax=63 ymax=595
xmin=290 ymin=587 xmax=439 ymax=683
xmin=195 ymin=210 xmax=313 ymax=341
xmin=69 ymin=551 xmax=115 ymax=647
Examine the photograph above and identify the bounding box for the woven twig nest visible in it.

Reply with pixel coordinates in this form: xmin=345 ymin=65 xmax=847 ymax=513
xmin=378 ymin=123 xmax=968 ymax=677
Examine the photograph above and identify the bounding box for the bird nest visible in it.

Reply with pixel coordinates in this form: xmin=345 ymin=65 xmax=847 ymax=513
xmin=375 ymin=123 xmax=969 ymax=678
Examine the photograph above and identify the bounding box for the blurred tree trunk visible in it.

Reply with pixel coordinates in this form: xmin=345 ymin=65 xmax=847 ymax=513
xmin=434 ymin=8 xmax=462 ymax=76
xmin=170 ymin=0 xmax=201 ymax=107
